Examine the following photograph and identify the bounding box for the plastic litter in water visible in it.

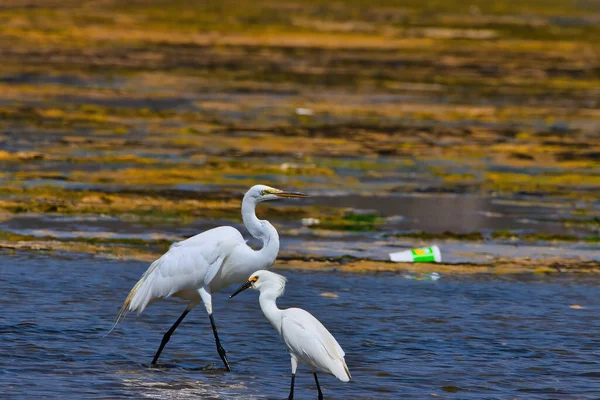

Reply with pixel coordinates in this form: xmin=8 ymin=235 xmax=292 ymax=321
xmin=389 ymin=245 xmax=441 ymax=263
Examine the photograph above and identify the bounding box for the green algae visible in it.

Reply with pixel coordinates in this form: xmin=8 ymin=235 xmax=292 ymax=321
xmin=0 ymin=186 xmax=311 ymax=222
xmin=315 ymin=213 xmax=383 ymax=232
xmin=389 ymin=230 xmax=598 ymax=244
xmin=491 ymin=230 xmax=600 ymax=244
xmin=392 ymin=231 xmax=485 ymax=241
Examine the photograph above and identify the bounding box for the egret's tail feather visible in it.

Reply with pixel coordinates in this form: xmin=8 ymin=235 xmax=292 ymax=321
xmin=343 ymin=361 xmax=351 ymax=381
xmin=332 ymin=359 xmax=351 ymax=382
xmin=103 ymin=275 xmax=146 ymax=337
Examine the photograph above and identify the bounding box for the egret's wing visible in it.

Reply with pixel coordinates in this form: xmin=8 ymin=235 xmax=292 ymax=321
xmin=281 ymin=308 xmax=349 ymax=380
xmin=203 ymin=256 xmax=224 ymax=287
xmin=283 ymin=308 xmax=345 ymax=358
xmin=125 ymin=226 xmax=244 ymax=314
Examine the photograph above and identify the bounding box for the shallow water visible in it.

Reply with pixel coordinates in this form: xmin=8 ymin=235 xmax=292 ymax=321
xmin=2 ymin=251 xmax=600 ymax=399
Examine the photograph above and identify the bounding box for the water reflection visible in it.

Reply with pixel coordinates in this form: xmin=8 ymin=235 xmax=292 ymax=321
xmin=310 ymin=194 xmax=579 ymax=235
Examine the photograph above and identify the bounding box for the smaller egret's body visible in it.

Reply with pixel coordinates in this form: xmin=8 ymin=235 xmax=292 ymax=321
xmin=231 ymin=270 xmax=350 ymax=399
xmin=114 ymin=185 xmax=307 ymax=370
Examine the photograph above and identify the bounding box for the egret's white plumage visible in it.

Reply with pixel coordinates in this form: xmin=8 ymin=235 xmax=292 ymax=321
xmin=282 ymin=308 xmax=350 ymax=382
xmin=230 ymin=270 xmax=350 ymax=398
xmin=114 ymin=185 xmax=308 ymax=370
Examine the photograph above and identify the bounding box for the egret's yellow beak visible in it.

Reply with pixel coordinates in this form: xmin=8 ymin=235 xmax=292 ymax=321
xmin=262 ymin=188 xmax=309 ymax=198
xmin=274 ymin=191 xmax=309 ymax=198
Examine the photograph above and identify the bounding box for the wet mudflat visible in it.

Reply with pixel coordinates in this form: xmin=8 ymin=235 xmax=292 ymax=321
xmin=0 ymin=1 xmax=598 ymax=264
xmin=2 ymin=251 xmax=600 ymax=399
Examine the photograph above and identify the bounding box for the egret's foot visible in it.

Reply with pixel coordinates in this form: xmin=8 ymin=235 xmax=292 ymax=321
xmin=209 ymin=313 xmax=231 ymax=371
xmin=217 ymin=345 xmax=231 ymax=371
xmin=151 ymin=308 xmax=191 ymax=366
xmin=149 ymin=359 xmax=162 ymax=367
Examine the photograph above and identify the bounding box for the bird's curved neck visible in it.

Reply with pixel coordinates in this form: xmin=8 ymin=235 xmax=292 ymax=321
xmin=259 ymin=288 xmax=284 ymax=335
xmin=241 ymin=195 xmax=279 ymax=263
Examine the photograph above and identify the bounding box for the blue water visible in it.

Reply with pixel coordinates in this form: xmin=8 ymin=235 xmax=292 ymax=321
xmin=2 ymin=250 xmax=600 ymax=399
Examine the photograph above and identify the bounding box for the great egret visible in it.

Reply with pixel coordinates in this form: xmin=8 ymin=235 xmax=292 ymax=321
xmin=230 ymin=270 xmax=350 ymax=399
xmin=114 ymin=185 xmax=308 ymax=370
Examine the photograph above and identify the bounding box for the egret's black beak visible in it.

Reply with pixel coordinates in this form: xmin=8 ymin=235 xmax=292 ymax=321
xmin=230 ymin=280 xmax=253 ymax=298
xmin=274 ymin=191 xmax=309 ymax=199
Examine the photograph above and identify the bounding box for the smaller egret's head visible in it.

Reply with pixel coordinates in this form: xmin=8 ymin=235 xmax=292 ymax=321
xmin=230 ymin=270 xmax=287 ymax=298
xmin=246 ymin=184 xmax=308 ymax=203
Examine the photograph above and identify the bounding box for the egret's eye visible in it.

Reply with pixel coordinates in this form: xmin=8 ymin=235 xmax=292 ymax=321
xmin=249 ymin=276 xmax=259 ymax=283
xmin=260 ymin=190 xmax=267 ymax=196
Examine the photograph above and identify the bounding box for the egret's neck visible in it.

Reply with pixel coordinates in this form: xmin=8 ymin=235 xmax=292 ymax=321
xmin=241 ymin=195 xmax=280 ymax=264
xmin=258 ymin=287 xmax=284 ymax=335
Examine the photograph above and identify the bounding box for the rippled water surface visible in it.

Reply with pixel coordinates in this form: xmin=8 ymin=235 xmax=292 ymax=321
xmin=2 ymin=251 xmax=600 ymax=399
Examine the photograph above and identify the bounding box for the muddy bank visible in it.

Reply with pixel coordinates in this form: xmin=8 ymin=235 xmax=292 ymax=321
xmin=2 ymin=238 xmax=599 ymax=275
xmin=0 ymin=0 xmax=597 ymax=270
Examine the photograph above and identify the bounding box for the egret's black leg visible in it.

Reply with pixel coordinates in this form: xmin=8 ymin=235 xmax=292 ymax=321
xmin=314 ymin=372 xmax=323 ymax=400
xmin=288 ymin=373 xmax=296 ymax=400
xmin=209 ymin=313 xmax=231 ymax=371
xmin=152 ymin=308 xmax=191 ymax=365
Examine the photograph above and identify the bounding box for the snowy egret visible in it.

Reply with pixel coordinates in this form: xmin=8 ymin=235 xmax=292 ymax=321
xmin=114 ymin=185 xmax=308 ymax=370
xmin=230 ymin=270 xmax=350 ymax=399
